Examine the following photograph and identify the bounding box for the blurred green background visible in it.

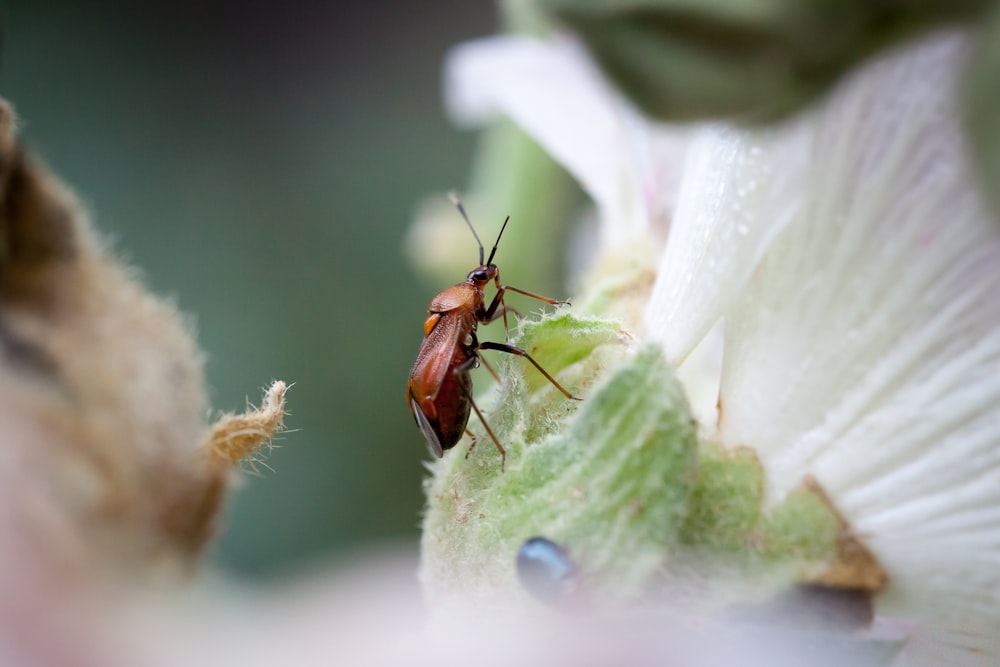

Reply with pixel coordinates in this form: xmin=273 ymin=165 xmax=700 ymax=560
xmin=0 ymin=0 xmax=499 ymax=577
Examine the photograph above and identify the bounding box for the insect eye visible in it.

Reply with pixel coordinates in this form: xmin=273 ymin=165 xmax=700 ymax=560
xmin=516 ymin=537 xmax=577 ymax=605
xmin=472 ymin=269 xmax=489 ymax=281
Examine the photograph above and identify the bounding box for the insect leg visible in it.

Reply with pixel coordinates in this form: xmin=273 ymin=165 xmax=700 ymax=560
xmin=483 ymin=277 xmax=569 ymax=336
xmin=453 ymin=354 xmax=507 ymax=471
xmin=468 ymin=396 xmax=506 ymax=471
xmin=483 ymin=304 xmax=522 ymax=342
xmin=482 ymin=287 xmax=514 ymax=336
xmin=480 ymin=276 xmax=569 ymax=322
xmin=477 ymin=351 xmax=501 ymax=383
xmin=464 ymin=428 xmax=478 ymax=458
xmin=499 ymin=283 xmax=569 ymax=307
xmin=479 ymin=341 xmax=582 ymax=401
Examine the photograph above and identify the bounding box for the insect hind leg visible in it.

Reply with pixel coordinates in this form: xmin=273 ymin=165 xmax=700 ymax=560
xmin=467 ymin=395 xmax=506 ymax=471
xmin=453 ymin=354 xmax=507 ymax=471
xmin=464 ymin=428 xmax=478 ymax=459
xmin=477 ymin=349 xmax=501 ymax=383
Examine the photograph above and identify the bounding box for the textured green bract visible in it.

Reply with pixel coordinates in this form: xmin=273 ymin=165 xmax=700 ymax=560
xmin=681 ymin=445 xmax=839 ymax=565
xmin=421 ymin=312 xmax=846 ymax=607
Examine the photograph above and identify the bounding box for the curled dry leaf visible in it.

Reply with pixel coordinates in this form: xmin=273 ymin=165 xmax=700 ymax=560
xmin=203 ymin=380 xmax=290 ymax=468
xmin=0 ymin=95 xmax=290 ymax=587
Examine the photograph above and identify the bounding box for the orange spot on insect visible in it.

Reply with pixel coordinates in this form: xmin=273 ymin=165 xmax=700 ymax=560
xmin=423 ymin=313 xmax=441 ymax=337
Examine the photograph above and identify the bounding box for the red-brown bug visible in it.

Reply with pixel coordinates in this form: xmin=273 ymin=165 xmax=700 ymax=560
xmin=407 ymin=196 xmax=579 ymax=470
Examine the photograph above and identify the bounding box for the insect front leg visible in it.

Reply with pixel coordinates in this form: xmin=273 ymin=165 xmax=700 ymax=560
xmin=494 ymin=270 xmax=570 ymax=308
xmin=481 ymin=287 xmax=517 ymax=338
xmin=483 ymin=275 xmax=570 ymax=335
xmin=478 ymin=341 xmax=581 ymax=401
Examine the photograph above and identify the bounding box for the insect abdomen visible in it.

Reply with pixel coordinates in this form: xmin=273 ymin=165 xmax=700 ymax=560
xmin=430 ymin=363 xmax=473 ymax=451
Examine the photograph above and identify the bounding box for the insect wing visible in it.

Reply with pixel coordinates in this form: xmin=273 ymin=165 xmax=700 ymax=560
xmin=409 ymin=309 xmax=466 ymax=458
xmin=410 ymin=396 xmax=444 ymax=458
xmin=409 ymin=310 xmax=464 ymax=407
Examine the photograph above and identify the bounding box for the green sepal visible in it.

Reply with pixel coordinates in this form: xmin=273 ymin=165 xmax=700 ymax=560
xmin=541 ymin=0 xmax=988 ymax=123
xmin=680 ymin=444 xmax=839 ymax=568
xmin=964 ymin=2 xmax=1000 ymax=231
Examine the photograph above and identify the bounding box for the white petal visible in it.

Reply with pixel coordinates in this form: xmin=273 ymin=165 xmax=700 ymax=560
xmin=714 ymin=32 xmax=1000 ymax=630
xmin=674 ymin=321 xmax=724 ymax=429
xmin=644 ymin=121 xmax=807 ymax=363
xmin=445 ymin=36 xmax=670 ymax=247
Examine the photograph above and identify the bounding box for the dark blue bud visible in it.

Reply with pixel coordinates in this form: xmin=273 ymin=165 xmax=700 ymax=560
xmin=516 ymin=536 xmax=576 ymax=604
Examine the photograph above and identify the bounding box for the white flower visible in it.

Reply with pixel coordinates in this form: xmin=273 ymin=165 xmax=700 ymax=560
xmin=446 ymin=30 xmax=1000 ymax=664
xmin=446 ymin=35 xmax=691 ymax=259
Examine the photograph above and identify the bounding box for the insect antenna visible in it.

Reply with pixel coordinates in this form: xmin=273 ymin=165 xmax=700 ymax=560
xmin=486 ymin=215 xmax=510 ymax=266
xmin=449 ymin=191 xmax=485 ymax=266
